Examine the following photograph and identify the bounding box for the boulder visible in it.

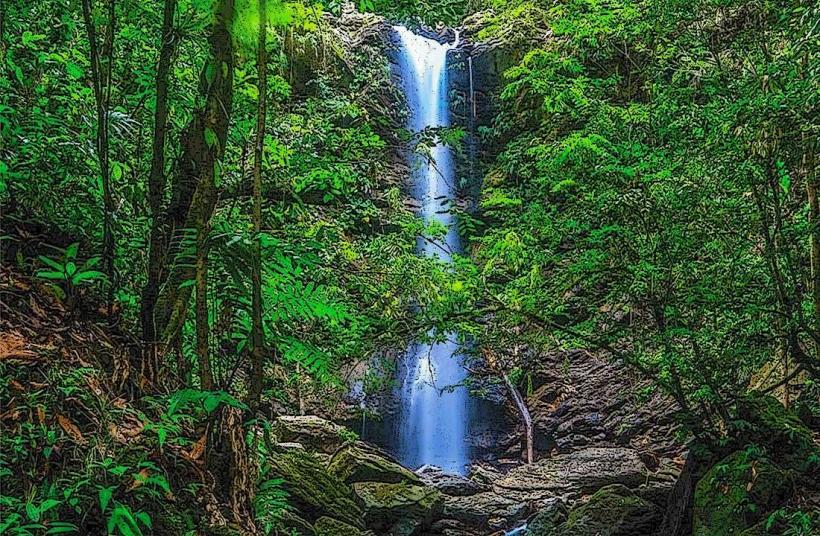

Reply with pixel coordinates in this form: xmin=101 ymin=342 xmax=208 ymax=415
xmin=314 ymin=517 xmax=363 ymax=536
xmin=352 ymin=481 xmax=444 ymax=536
xmin=735 ymin=394 xmax=815 ymax=469
xmin=525 ymin=498 xmax=568 ymax=536
xmin=558 ymin=484 xmax=660 ymax=536
xmin=274 ymin=415 xmax=353 ymax=454
xmin=279 ymin=510 xmax=315 ymax=536
xmin=328 ymin=442 xmax=419 ymax=485
xmin=267 ymin=449 xmax=364 ymax=529
xmin=441 ymin=491 xmax=529 ymax=531
xmin=693 ymin=450 xmax=792 ymax=536
xmin=416 ymin=465 xmax=489 ymax=496
xmin=494 ymin=447 xmax=648 ymax=502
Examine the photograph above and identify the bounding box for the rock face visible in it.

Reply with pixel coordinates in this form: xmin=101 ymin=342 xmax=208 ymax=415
xmin=329 ymin=442 xmax=419 ymax=485
xmin=353 ymin=481 xmax=444 ymax=536
xmin=522 ymin=350 xmax=681 ymax=461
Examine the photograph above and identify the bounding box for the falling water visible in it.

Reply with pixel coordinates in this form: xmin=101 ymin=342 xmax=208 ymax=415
xmin=390 ymin=26 xmax=471 ymax=475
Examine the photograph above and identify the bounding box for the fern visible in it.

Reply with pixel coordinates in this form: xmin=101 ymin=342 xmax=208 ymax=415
xmin=279 ymin=337 xmax=334 ymax=382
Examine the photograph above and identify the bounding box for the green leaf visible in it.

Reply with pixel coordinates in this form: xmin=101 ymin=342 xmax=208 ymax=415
xmin=39 ymin=499 xmax=60 ymax=514
xmin=65 ymin=243 xmax=79 ymax=260
xmin=36 ymin=270 xmax=66 ymax=281
xmin=204 ymin=128 xmax=217 ymax=149
xmin=64 ymin=262 xmax=77 ymax=276
xmin=71 ymin=270 xmax=105 ymax=284
xmin=135 ymin=512 xmax=151 ymax=529
xmin=65 ymin=62 xmax=84 ymax=80
xmin=202 ymin=394 xmax=221 ymax=413
xmin=98 ymin=486 xmax=116 ymax=513
xmin=45 ymin=522 xmax=79 ymax=534
xmin=38 ymin=255 xmax=65 ymax=271
xmin=26 ymin=500 xmax=41 ymax=522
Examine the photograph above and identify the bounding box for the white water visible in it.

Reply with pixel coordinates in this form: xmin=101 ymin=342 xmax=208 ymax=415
xmin=391 ymin=26 xmax=471 ymax=475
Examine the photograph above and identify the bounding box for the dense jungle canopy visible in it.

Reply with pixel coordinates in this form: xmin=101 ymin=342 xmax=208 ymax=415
xmin=0 ymin=0 xmax=817 ymax=535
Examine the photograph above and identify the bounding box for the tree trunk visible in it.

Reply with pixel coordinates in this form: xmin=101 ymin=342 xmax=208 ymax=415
xmin=805 ymin=134 xmax=819 ymax=348
xmin=196 ymin=220 xmax=213 ymax=390
xmin=81 ymin=0 xmax=116 ymax=318
xmin=153 ymin=0 xmax=235 ymax=346
xmin=503 ymin=373 xmax=533 ymax=464
xmin=141 ymin=0 xmax=178 ymax=385
xmin=248 ymin=0 xmax=267 ymax=411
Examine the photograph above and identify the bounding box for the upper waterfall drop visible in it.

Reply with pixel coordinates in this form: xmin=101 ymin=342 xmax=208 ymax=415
xmin=390 ymin=25 xmax=471 ymax=475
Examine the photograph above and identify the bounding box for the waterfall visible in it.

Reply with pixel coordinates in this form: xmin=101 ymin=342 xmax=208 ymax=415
xmin=391 ymin=26 xmax=471 ymax=475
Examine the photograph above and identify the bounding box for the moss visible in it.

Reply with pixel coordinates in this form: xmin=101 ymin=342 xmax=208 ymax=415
xmin=327 ymin=443 xmax=419 ymax=485
xmin=352 ymin=481 xmax=444 ymax=535
xmin=693 ymin=450 xmax=792 ymax=536
xmin=560 ymin=484 xmax=660 ymax=536
xmin=314 ymin=516 xmax=363 ymax=536
xmin=735 ymin=394 xmax=815 ymax=470
xmin=526 ymin=499 xmax=568 ymax=536
xmin=268 ymin=449 xmax=364 ymax=529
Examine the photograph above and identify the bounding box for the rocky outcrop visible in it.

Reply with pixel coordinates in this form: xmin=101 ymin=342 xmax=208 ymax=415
xmin=525 ymin=498 xmax=568 ymax=536
xmin=329 ymin=442 xmax=420 ymax=485
xmin=267 ymin=449 xmax=365 ymax=528
xmin=274 ymin=415 xmax=353 ymax=454
xmin=353 ymin=481 xmax=444 ymax=536
xmin=495 ymin=447 xmax=649 ymax=502
xmin=551 ymin=484 xmax=660 ymax=536
xmin=522 ymin=350 xmax=681 ymax=461
xmin=314 ymin=516 xmax=364 ymax=536
xmin=416 ymin=465 xmax=489 ymax=496
xmin=442 ymin=491 xmax=529 ymax=532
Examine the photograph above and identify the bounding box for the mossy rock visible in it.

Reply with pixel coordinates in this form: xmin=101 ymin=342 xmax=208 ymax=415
xmin=274 ymin=415 xmax=352 ymax=454
xmin=525 ymin=498 xmax=568 ymax=536
xmin=352 ymin=481 xmax=444 ymax=536
xmin=279 ymin=510 xmax=316 ymax=536
xmin=557 ymin=484 xmax=660 ymax=536
xmin=737 ymin=521 xmax=769 ymax=536
xmin=328 ymin=442 xmax=420 ymax=485
xmin=314 ymin=516 xmax=363 ymax=536
xmin=268 ymin=449 xmax=364 ymax=529
xmin=735 ymin=394 xmax=815 ymax=469
xmin=693 ymin=450 xmax=792 ymax=536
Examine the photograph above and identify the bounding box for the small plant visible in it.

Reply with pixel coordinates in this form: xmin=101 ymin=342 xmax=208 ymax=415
xmin=337 ymin=427 xmax=359 ymax=443
xmin=36 ymin=243 xmax=105 ymax=307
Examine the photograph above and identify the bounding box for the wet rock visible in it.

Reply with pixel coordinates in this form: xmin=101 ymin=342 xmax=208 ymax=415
xmin=353 ymin=481 xmax=444 ymax=536
xmin=274 ymin=415 xmax=353 ymax=454
xmin=328 ymin=442 xmax=420 ymax=485
xmin=416 ymin=465 xmax=489 ymax=496
xmin=441 ymin=491 xmax=529 ymax=531
xmin=557 ymin=484 xmax=661 ymax=536
xmin=494 ymin=447 xmax=648 ymax=502
xmin=314 ymin=516 xmax=363 ymax=536
xmin=268 ymin=449 xmax=364 ymax=529
xmin=693 ymin=450 xmax=792 ymax=536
